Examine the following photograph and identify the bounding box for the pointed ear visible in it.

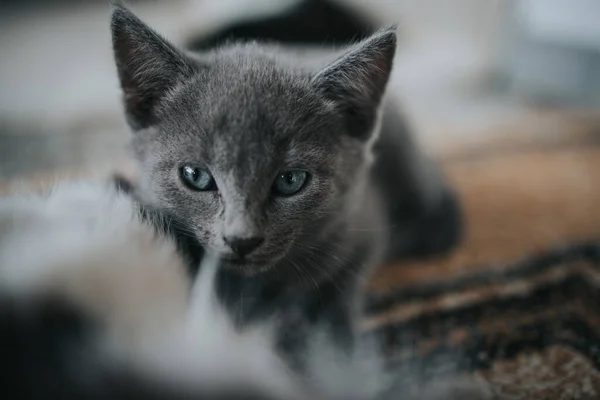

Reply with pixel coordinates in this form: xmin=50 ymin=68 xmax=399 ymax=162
xmin=312 ymin=27 xmax=397 ymax=140
xmin=111 ymin=2 xmax=199 ymax=130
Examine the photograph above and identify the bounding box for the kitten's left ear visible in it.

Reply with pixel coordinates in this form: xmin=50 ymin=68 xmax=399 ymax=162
xmin=111 ymin=2 xmax=200 ymax=130
xmin=312 ymin=27 xmax=397 ymax=140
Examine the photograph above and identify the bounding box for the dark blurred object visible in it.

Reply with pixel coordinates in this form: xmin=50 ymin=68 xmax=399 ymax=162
xmin=0 ymin=295 xmax=291 ymax=400
xmin=187 ymin=0 xmax=375 ymax=51
xmin=0 ymin=0 xmax=150 ymax=13
xmin=0 ymin=0 xmax=148 ymax=5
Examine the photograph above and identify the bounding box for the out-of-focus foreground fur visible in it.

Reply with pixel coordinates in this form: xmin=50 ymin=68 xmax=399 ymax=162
xmin=0 ymin=181 xmax=390 ymax=400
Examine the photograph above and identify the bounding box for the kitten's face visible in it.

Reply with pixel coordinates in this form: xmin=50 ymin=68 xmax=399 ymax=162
xmin=111 ymin=5 xmax=395 ymax=274
xmin=136 ymin=64 xmax=358 ymax=273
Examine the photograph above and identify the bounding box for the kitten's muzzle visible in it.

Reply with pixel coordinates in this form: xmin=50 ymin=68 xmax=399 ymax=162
xmin=223 ymin=236 xmax=265 ymax=257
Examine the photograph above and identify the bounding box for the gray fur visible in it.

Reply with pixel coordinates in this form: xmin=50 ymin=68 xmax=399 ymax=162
xmin=110 ymin=2 xmax=462 ymax=363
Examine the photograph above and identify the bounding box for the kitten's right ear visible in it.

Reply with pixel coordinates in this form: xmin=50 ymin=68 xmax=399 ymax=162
xmin=111 ymin=2 xmax=199 ymax=130
xmin=312 ymin=27 xmax=397 ymax=140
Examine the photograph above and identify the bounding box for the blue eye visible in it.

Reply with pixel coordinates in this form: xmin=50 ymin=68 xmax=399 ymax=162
xmin=272 ymin=170 xmax=309 ymax=197
xmin=180 ymin=165 xmax=216 ymax=191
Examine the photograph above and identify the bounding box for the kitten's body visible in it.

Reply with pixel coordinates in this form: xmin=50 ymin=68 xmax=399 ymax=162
xmin=110 ymin=2 xmax=461 ymax=361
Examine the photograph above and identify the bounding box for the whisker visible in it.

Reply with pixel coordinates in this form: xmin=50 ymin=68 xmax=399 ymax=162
xmin=301 ymin=252 xmax=345 ymax=295
xmin=301 ymin=241 xmax=369 ymax=281
xmin=297 ymin=257 xmax=322 ymax=310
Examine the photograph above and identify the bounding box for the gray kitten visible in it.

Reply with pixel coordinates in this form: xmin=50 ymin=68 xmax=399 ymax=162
xmin=110 ymin=2 xmax=461 ymax=364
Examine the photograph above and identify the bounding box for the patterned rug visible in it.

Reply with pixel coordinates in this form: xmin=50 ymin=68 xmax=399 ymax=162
xmin=365 ymin=111 xmax=600 ymax=399
xmin=368 ymin=243 xmax=600 ymax=399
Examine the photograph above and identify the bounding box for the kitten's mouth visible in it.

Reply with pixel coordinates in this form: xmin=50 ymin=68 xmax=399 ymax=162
xmin=222 ymin=259 xmax=272 ymax=276
xmin=219 ymin=255 xmax=275 ymax=276
xmin=210 ymin=241 xmax=293 ymax=276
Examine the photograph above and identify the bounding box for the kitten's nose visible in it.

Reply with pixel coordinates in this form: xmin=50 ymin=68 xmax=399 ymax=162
xmin=223 ymin=236 xmax=264 ymax=257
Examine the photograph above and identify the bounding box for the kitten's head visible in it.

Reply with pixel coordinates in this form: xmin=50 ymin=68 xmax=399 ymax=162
xmin=111 ymin=3 xmax=396 ymax=275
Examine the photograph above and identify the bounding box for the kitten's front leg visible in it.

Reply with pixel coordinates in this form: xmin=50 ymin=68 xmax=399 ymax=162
xmin=276 ymin=283 xmax=358 ymax=374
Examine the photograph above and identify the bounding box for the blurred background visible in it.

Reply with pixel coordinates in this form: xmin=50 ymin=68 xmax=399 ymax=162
xmin=2 ymin=2 xmax=600 ymax=396
xmin=1 ymin=0 xmax=599 ymax=189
